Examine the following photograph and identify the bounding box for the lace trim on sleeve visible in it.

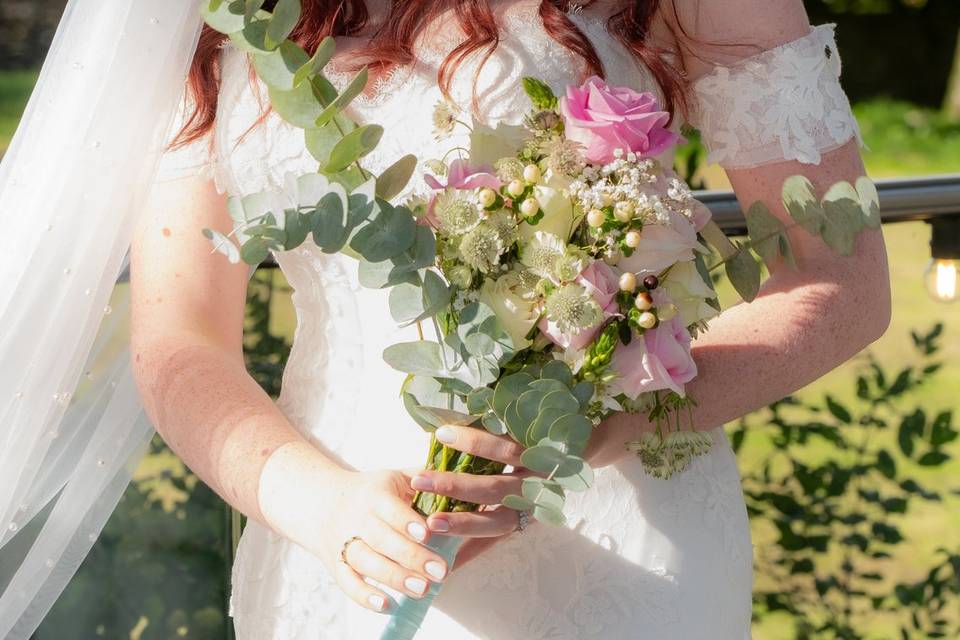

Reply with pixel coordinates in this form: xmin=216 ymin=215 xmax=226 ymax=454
xmin=688 ymin=23 xmax=864 ymax=169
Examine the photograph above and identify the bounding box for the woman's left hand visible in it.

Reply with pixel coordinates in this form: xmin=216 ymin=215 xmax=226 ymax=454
xmin=408 ymin=424 xmax=541 ymax=571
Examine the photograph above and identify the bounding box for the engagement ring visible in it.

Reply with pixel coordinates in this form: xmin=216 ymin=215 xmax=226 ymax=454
xmin=514 ymin=509 xmax=530 ymax=533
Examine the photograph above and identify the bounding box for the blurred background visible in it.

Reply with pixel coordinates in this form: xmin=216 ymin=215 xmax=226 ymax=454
xmin=1 ymin=1 xmax=957 ymax=638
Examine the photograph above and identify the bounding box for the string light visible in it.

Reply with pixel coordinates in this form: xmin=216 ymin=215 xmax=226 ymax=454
xmin=924 ymin=217 xmax=960 ymax=303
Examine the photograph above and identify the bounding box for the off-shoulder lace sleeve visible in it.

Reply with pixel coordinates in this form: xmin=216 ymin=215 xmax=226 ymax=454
xmin=154 ymin=84 xmax=229 ymax=194
xmin=687 ymin=23 xmax=864 ymax=169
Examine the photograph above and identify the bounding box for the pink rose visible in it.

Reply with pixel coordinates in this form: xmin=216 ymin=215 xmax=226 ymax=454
xmin=618 ymin=209 xmax=701 ymax=274
xmin=609 ymin=315 xmax=697 ymax=398
xmin=421 ymin=159 xmax=501 ymax=227
xmin=539 ymin=260 xmax=621 ymax=351
xmin=559 ymin=76 xmax=682 ymax=165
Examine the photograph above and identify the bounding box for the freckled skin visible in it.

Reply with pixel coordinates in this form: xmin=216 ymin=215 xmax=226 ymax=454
xmin=162 ymin=227 xmax=171 ymax=237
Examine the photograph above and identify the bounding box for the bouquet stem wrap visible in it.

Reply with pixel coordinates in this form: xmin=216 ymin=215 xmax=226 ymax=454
xmin=378 ymin=534 xmax=465 ymax=640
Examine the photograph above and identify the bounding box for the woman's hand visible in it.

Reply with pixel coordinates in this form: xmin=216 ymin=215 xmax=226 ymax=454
xmin=412 ymin=425 xmax=542 ymax=570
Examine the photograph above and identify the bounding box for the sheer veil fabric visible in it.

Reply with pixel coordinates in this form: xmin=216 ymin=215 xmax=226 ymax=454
xmin=0 ymin=1 xmax=204 ymax=637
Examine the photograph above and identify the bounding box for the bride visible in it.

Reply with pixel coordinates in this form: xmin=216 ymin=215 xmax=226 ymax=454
xmin=0 ymin=0 xmax=889 ymax=638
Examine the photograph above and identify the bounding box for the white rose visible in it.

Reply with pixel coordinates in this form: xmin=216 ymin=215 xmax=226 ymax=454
xmin=661 ymin=259 xmax=718 ymax=326
xmin=519 ymin=171 xmax=578 ymax=242
xmin=479 ymin=270 xmax=541 ymax=349
xmin=469 ymin=119 xmax=526 ymax=166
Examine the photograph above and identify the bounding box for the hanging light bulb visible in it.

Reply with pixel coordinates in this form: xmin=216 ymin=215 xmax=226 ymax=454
xmin=924 ymin=217 xmax=960 ymax=303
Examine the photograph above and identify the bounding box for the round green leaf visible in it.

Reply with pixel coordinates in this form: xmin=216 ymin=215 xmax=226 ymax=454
xmin=482 ymin=410 xmax=508 ymax=436
xmin=520 ymin=443 xmax=568 ymax=475
xmin=251 ymin=40 xmax=310 ymax=91
xmin=502 ymin=494 xmax=534 ymax=511
xmin=326 ymin=124 xmax=384 ymax=173
xmin=349 ymin=200 xmax=417 ymax=262
xmin=492 ymin=373 xmax=535 ymax=417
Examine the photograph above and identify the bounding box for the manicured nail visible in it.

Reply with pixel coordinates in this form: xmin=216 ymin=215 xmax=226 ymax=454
xmin=405 ymin=576 xmax=428 ymax=594
xmin=411 ymin=475 xmax=433 ymax=491
xmin=425 ymin=560 xmax=446 ymax=580
xmin=368 ymin=593 xmax=386 ymax=610
xmin=406 ymin=521 xmax=427 ymax=541
xmin=435 ymin=426 xmax=456 ymax=444
xmin=428 ymin=517 xmax=450 ymax=532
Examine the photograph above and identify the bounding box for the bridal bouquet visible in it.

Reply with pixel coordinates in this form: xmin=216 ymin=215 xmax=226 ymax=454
xmin=199 ymin=1 xmax=882 ymax=637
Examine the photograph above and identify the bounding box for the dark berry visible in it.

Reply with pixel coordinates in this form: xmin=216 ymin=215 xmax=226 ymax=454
xmin=642 ymin=274 xmax=659 ymax=290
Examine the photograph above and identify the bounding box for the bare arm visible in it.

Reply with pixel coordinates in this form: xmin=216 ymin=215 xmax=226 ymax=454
xmin=586 ymin=0 xmax=892 ymax=467
xmin=130 ymin=170 xmax=346 ymax=530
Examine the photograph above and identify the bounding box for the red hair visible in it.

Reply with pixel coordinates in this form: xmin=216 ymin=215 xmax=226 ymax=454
xmin=173 ymin=0 xmax=687 ymax=149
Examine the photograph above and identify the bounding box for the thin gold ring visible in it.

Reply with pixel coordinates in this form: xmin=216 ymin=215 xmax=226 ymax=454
xmin=340 ymin=535 xmax=363 ymax=564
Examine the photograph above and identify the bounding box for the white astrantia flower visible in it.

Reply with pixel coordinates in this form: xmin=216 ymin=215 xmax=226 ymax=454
xmin=520 ymin=230 xmax=567 ymax=281
xmin=544 ymin=282 xmax=602 ymax=335
xmin=459 ymin=222 xmax=505 ymax=273
xmin=434 ymin=189 xmax=483 ymax=235
xmin=432 ymin=100 xmax=460 ymax=140
xmin=485 ymin=209 xmax=519 ymax=248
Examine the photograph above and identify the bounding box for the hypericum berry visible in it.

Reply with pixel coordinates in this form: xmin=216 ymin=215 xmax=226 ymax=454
xmin=619 ymin=272 xmax=637 ymax=293
xmin=522 ymin=164 xmax=542 ymax=184
xmin=478 ymin=188 xmax=497 ymax=208
xmin=614 ymin=201 xmax=634 ymax=223
xmin=634 ymin=291 xmax=653 ymax=310
xmin=587 ymin=208 xmax=605 ymax=228
xmin=642 ymin=274 xmax=659 ymax=290
xmin=507 ymin=179 xmax=525 ymax=197
xmin=520 ymin=197 xmax=540 ymax=217
xmin=624 ymin=230 xmax=641 ymax=248
xmin=637 ymin=311 xmax=657 ymax=329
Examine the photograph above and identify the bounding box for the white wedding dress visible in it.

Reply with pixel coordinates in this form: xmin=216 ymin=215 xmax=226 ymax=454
xmin=164 ymin=4 xmax=763 ymax=638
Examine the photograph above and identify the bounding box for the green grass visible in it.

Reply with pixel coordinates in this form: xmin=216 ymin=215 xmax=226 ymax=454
xmin=0 ymin=70 xmax=38 ymax=151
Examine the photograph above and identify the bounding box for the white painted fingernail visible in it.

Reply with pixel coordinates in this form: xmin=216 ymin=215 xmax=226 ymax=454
xmin=405 ymin=576 xmax=428 ymax=594
xmin=407 ymin=521 xmax=427 ymax=541
xmin=428 ymin=517 xmax=450 ymax=532
xmin=368 ymin=594 xmax=386 ymax=610
xmin=425 ymin=560 xmax=446 ymax=580
xmin=435 ymin=426 xmax=455 ymax=444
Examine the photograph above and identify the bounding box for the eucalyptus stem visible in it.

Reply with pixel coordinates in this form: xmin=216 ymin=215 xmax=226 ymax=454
xmin=706 ymin=220 xmax=801 ymax=273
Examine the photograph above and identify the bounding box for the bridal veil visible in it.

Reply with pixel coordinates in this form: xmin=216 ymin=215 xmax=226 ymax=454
xmin=0 ymin=1 xmax=204 ymax=637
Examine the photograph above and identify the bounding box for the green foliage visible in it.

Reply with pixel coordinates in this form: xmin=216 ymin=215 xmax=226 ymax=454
xmin=733 ymin=325 xmax=960 ymax=639
xmin=521 ymin=76 xmax=559 ymax=111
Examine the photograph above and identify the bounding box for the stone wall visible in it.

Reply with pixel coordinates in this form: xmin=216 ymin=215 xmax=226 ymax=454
xmin=0 ymin=0 xmax=68 ymax=69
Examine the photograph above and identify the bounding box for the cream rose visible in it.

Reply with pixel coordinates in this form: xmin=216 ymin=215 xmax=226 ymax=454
xmin=518 ymin=172 xmax=578 ymax=242
xmin=661 ymin=260 xmax=718 ymax=326
xmin=479 ymin=270 xmax=541 ymax=349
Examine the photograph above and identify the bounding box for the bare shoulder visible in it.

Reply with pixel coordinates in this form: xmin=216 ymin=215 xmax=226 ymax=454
xmin=652 ymin=0 xmax=812 ymax=76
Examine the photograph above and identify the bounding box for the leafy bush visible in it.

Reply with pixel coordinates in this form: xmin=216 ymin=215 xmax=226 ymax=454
xmin=732 ymin=324 xmax=960 ymax=639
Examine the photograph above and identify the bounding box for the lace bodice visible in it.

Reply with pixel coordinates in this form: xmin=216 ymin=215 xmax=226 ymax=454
xmin=160 ymin=5 xmax=768 ymax=638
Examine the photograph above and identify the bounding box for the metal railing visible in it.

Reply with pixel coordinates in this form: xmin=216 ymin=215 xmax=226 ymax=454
xmin=698 ymin=173 xmax=960 ymax=235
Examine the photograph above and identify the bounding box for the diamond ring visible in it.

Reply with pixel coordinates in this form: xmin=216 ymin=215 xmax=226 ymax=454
xmin=514 ymin=509 xmax=530 ymax=533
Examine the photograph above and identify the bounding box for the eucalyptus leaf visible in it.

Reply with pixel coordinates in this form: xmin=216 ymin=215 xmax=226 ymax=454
xmin=855 ymin=176 xmax=881 ymax=229
xmin=782 ymin=175 xmax=823 ymax=235
xmin=265 ymin=0 xmax=301 ymax=49
xmin=411 ymin=405 xmax=479 ymax=430
xmin=315 ymin=68 xmax=369 ymax=127
xmin=231 ymin=16 xmax=274 ymax=53
xmin=388 ymin=270 xmax=452 ymax=327
xmin=349 ymin=199 xmax=417 ymax=262
xmin=294 ymin=37 xmax=335 ymax=87
xmin=526 ymin=407 xmax=568 ymax=446
xmin=548 ymin=414 xmax=592 ymax=448
xmin=502 ymin=494 xmax=534 ymax=511
xmin=467 ymin=388 xmax=494 ymax=415
xmin=532 ymin=503 xmax=567 ymax=525
xmin=251 ymin=40 xmax=309 ymax=91
xmin=725 ymin=243 xmax=762 ymax=302
xmin=552 ymin=455 xmax=594 ymax=490
xmin=356 ymin=219 xmax=434 ymax=289
xmin=520 ymin=443 xmax=568 ymax=475
xmin=326 ymin=124 xmax=384 ymax=173
xmin=521 ymin=477 xmax=565 ymax=510
xmin=382 ymin=341 xmax=448 ymax=377
xmin=311 ymin=190 xmax=349 ymax=253
xmin=493 ymin=373 xmax=535 ymax=418
xmin=821 ymin=180 xmax=863 ymax=256
xmin=540 ymin=360 xmax=574 ymax=388
xmin=745 ymin=201 xmax=795 ymax=268
xmin=528 ymin=379 xmax=568 ymax=396
xmin=240 ymin=236 xmax=270 ymax=264
xmin=570 ymin=381 xmax=595 ymax=411
xmin=268 ymin=80 xmax=325 ymax=129
xmin=538 ymin=389 xmax=580 ymax=415
xmin=202 ymin=228 xmax=241 ymax=263
xmin=200 ymin=0 xmax=246 ymax=34
xmin=481 ymin=410 xmax=508 ymax=435
xmin=376 ymin=154 xmax=418 ymax=201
